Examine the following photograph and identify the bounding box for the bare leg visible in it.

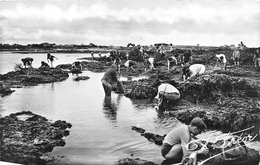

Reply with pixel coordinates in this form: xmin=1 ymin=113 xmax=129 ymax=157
xmin=165 ymin=144 xmax=183 ymax=160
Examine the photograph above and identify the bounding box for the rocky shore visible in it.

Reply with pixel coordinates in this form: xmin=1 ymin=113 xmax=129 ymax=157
xmin=0 ymin=47 xmax=260 ymax=165
xmin=0 ymin=111 xmax=72 ymax=165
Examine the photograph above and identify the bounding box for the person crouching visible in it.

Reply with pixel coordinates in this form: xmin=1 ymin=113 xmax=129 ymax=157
xmin=21 ymin=57 xmax=33 ymax=68
xmin=182 ymin=64 xmax=205 ymax=81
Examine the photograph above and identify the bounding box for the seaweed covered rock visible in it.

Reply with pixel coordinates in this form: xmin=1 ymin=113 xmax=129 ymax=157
xmin=167 ymin=108 xmax=260 ymax=136
xmin=122 ymin=70 xmax=179 ymax=99
xmin=0 ymin=111 xmax=72 ymax=165
xmin=81 ymin=61 xmax=111 ymax=72
xmin=114 ymin=158 xmax=158 ymax=165
xmin=179 ymin=73 xmax=259 ymax=106
xmin=0 ymin=67 xmax=69 ymax=87
xmin=123 ymin=79 xmax=158 ymax=99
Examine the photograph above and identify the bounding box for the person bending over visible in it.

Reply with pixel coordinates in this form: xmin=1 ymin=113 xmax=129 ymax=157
xmin=161 ymin=117 xmax=208 ymax=164
xmin=124 ymin=60 xmax=136 ymax=72
xmin=21 ymin=57 xmax=33 ymax=68
xmin=182 ymin=64 xmax=205 ymax=81
xmin=72 ymin=61 xmax=83 ymax=71
xmin=101 ymin=64 xmax=121 ymax=96
xmin=40 ymin=61 xmax=50 ymax=68
xmin=144 ymin=57 xmax=156 ymax=72
xmin=167 ymin=56 xmax=178 ymax=71
xmin=215 ymin=54 xmax=227 ymax=70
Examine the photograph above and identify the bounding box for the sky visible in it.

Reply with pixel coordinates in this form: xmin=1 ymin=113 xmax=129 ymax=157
xmin=0 ymin=0 xmax=260 ymax=47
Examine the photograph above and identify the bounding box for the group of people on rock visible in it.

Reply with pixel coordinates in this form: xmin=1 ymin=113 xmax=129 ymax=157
xmin=21 ymin=53 xmax=58 ymax=69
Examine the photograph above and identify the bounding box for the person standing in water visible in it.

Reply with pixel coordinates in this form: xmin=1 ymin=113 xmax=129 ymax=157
xmin=47 ymin=53 xmax=58 ymax=67
xmin=101 ymin=64 xmax=122 ymax=96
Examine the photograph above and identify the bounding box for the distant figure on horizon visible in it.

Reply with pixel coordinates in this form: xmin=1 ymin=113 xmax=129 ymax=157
xmin=232 ymin=47 xmax=241 ymax=66
xmin=254 ymin=48 xmax=260 ymax=67
xmin=215 ymin=54 xmax=227 ymax=70
xmin=91 ymin=52 xmax=94 ymax=61
xmin=21 ymin=57 xmax=33 ymax=68
xmin=47 ymin=53 xmax=58 ymax=67
xmin=99 ymin=52 xmax=102 ymax=58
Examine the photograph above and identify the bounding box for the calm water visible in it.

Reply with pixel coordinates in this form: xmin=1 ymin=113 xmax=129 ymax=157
xmin=0 ymin=53 xmax=259 ymax=165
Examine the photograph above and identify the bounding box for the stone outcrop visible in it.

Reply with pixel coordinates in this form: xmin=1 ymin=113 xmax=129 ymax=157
xmin=0 ymin=67 xmax=69 ymax=87
xmin=0 ymin=111 xmax=72 ymax=165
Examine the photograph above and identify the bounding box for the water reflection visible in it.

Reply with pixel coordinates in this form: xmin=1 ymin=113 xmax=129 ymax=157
xmin=102 ymin=94 xmax=123 ymax=123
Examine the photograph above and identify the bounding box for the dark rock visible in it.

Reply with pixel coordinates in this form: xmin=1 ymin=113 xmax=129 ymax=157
xmin=114 ymin=158 xmax=158 ymax=165
xmin=0 ymin=111 xmax=72 ymax=164
xmin=73 ymin=76 xmax=90 ymax=81
xmin=0 ymin=82 xmax=14 ymax=97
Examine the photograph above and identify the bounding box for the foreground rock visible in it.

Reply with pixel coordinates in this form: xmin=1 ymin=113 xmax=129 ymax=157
xmin=0 ymin=111 xmax=72 ymax=165
xmin=114 ymin=158 xmax=157 ymax=165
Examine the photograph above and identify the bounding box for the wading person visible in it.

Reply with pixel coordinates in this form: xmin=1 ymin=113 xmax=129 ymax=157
xmin=215 ymin=54 xmax=227 ymax=70
xmin=182 ymin=64 xmax=206 ymax=81
xmin=101 ymin=64 xmax=122 ymax=96
xmin=47 ymin=53 xmax=58 ymax=67
xmin=161 ymin=117 xmax=208 ymax=164
xmin=21 ymin=57 xmax=33 ymax=68
xmin=232 ymin=48 xmax=241 ymax=66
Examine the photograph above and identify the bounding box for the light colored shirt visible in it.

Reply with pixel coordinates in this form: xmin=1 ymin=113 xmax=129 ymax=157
xmin=124 ymin=60 xmax=134 ymax=67
xmin=148 ymin=57 xmax=155 ymax=64
xmin=163 ymin=124 xmax=191 ymax=157
xmin=216 ymin=54 xmax=227 ymax=63
xmin=189 ymin=64 xmax=205 ymax=78
xmin=233 ymin=50 xmax=240 ymax=58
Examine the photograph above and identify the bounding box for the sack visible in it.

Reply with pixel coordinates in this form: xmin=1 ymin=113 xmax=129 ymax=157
xmin=222 ymin=136 xmax=248 ymax=160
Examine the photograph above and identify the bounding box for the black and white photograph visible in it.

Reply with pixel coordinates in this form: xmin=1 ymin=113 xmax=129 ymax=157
xmin=0 ymin=0 xmax=260 ymax=165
